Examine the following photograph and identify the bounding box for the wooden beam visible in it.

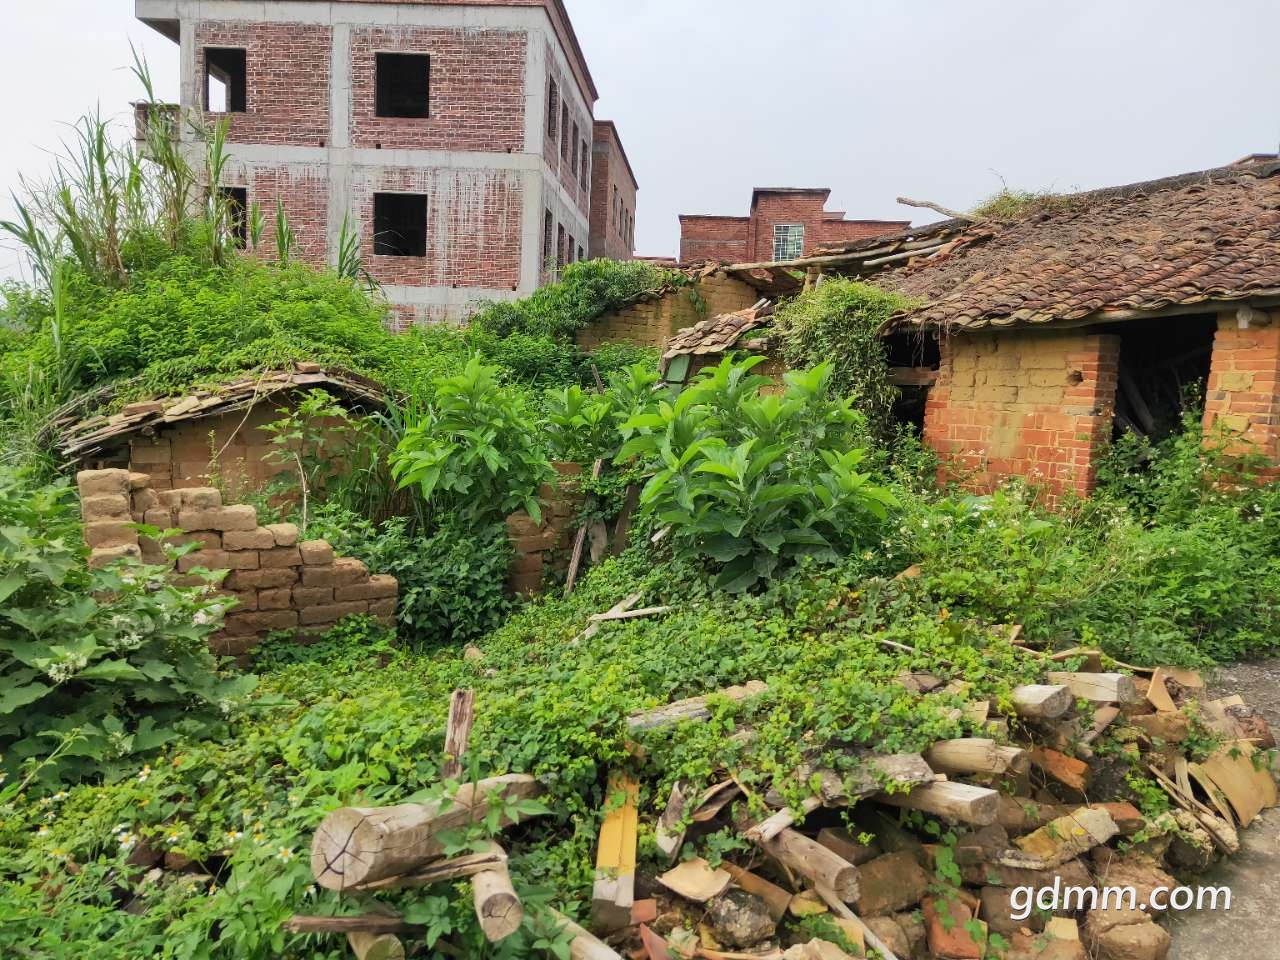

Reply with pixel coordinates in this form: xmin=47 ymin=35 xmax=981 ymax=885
xmin=751 ymin=825 xmax=860 ymax=902
xmin=877 ymin=781 xmax=1000 ymax=825
xmin=1011 ymin=684 xmax=1073 ymax=720
xmin=626 ymin=681 xmax=767 ymax=733
xmin=923 ymin=739 xmax=1030 ymax=777
xmin=474 ymin=863 xmax=523 ymax=942
xmin=347 ymin=932 xmax=405 ymax=960
xmin=1046 ymin=672 xmax=1139 ymax=704
xmin=350 ymin=842 xmax=508 ymax=892
xmin=285 ymin=916 xmax=425 ymax=936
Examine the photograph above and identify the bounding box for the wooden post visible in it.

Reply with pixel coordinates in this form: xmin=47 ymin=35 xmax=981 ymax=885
xmin=474 ymin=863 xmax=523 ymax=942
xmin=347 ymin=932 xmax=405 ymax=960
xmin=311 ymin=774 xmax=543 ymax=891
xmin=877 ymin=781 xmax=1000 ymax=825
xmin=1045 ymin=672 xmax=1139 ymax=704
xmin=923 ymin=739 xmax=1030 ymax=777
xmin=1011 ymin=684 xmax=1073 ymax=720
xmin=441 ymin=688 xmax=475 ymax=781
xmin=754 ymin=826 xmax=860 ymax=902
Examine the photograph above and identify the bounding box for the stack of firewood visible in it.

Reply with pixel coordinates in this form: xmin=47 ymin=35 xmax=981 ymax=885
xmin=291 ymin=658 xmax=1277 ymax=960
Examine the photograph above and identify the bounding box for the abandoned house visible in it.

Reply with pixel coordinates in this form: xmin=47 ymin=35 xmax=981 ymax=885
xmin=134 ymin=0 xmax=633 ymax=325
xmin=55 ymin=367 xmax=386 ymax=498
xmin=678 ymin=187 xmax=909 ymax=265
xmin=654 ymin=158 xmax=1280 ymax=498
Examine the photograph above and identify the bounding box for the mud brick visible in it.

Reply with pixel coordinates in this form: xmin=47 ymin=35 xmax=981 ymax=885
xmin=177 ymin=549 xmax=232 ymax=573
xmin=293 ymin=586 xmax=335 ymax=606
xmin=209 ymin=634 xmax=259 ymax=658
xmin=335 ymin=576 xmax=399 ymax=602
xmin=258 ymin=588 xmax=292 ymax=611
xmin=514 ymin=532 xmax=557 ymax=553
xmin=226 ymin=568 xmax=299 ymax=591
xmin=259 ymin=546 xmax=303 ymax=569
xmin=298 ymin=540 xmax=335 ymax=565
xmin=82 ymin=495 xmax=132 ymax=521
xmin=510 ymin=571 xmax=542 ymax=597
xmin=510 ymin=551 xmax=544 ymax=575
xmin=225 ymin=610 xmax=299 ymax=636
xmin=166 ymin=531 xmax=222 ymax=551
xmin=266 ymin=523 xmax=299 ymax=547
xmin=157 ymin=490 xmax=182 ymax=508
xmin=369 ymin=598 xmax=397 ymax=621
xmin=923 ymin=896 xmax=985 ymax=960
xmin=227 ymin=590 xmax=258 ymax=612
xmin=84 ymin=521 xmax=138 ymax=549
xmin=224 ymin=528 xmax=277 ymax=550
xmin=855 ymin=851 xmax=931 ymax=917
xmin=132 ymin=488 xmax=160 ymax=514
xmin=299 ymin=601 xmax=369 ymax=625
xmin=130 ymin=440 xmax=171 ymax=464
xmin=77 ymin=469 xmax=130 ymax=497
xmin=127 ymin=472 xmax=152 ymax=491
xmin=89 ymin=544 xmax=142 ymax=568
xmin=139 ymin=537 xmax=167 ymax=564
xmin=144 ymin=507 xmax=177 ymax=528
xmin=301 ymin=557 xmax=367 ymax=587
xmin=225 ymin=550 xmax=261 ymax=570
xmin=177 ymin=505 xmax=258 ymax=532
xmin=175 ymin=487 xmax=222 ymax=509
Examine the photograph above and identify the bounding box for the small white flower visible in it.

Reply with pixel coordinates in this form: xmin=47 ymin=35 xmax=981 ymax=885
xmin=118 ymin=831 xmax=137 ymax=851
xmin=193 ymin=610 xmax=212 ymax=627
xmin=225 ymin=830 xmax=243 ymax=843
xmin=305 ymin=884 xmax=316 ymax=898
xmin=277 ymin=847 xmax=294 ymax=863
xmin=36 ymin=825 xmax=50 ymax=837
xmin=137 ymin=765 xmax=151 ymax=783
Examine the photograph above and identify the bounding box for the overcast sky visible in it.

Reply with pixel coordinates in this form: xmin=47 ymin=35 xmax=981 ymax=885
xmin=2 ymin=1 xmax=1278 ymax=280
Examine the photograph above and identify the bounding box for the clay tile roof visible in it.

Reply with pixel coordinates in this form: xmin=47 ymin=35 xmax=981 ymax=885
xmin=880 ymin=160 xmax=1280 ymax=331
xmin=54 ymin=366 xmax=387 ymax=461
xmin=663 ymin=300 xmax=775 ymax=359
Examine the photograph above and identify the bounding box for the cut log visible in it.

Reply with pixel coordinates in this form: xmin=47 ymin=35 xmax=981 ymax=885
xmin=351 ymin=841 xmax=508 ymax=892
xmin=923 ymin=739 xmax=1030 ymax=777
xmin=474 ymin=863 xmax=523 ymax=942
xmin=592 ymin=774 xmax=639 ymax=931
xmin=441 ymin=688 xmax=475 ymax=781
xmin=754 ymin=826 xmax=860 ymax=903
xmin=877 ymin=781 xmax=1000 ymax=826
xmin=626 ymin=681 xmax=767 ymax=732
xmin=311 ymin=774 xmax=543 ymax=891
xmin=1045 ymin=672 xmax=1139 ymax=704
xmin=1011 ymin=685 xmax=1073 ymax=720
xmin=550 ymin=909 xmax=623 ymax=960
xmin=347 ymin=932 xmax=405 ymax=960
xmin=745 ymin=796 xmax=823 ymax=843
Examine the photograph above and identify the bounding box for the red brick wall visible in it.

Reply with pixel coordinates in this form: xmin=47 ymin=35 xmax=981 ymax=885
xmin=195 ymin=21 xmax=332 ymax=146
xmin=352 ymin=166 xmax=524 ymax=289
xmin=246 ymin=165 xmax=331 ymax=263
xmin=679 ymin=216 xmax=750 ymax=264
xmin=746 ymin=193 xmax=907 ymax=262
xmin=588 ymin=122 xmax=636 ymax=260
xmin=923 ymin=329 xmax=1120 ymax=499
xmin=1203 ymin=309 xmax=1280 ymax=475
xmin=348 ymin=26 xmax=527 ymax=152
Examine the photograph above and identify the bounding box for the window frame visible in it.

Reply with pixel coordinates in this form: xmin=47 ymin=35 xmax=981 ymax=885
xmin=203 ymin=47 xmax=247 ymax=114
xmin=772 ymin=223 xmax=805 ymax=261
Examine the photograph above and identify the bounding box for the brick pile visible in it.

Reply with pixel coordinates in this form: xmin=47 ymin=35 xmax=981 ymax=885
xmin=77 ymin=469 xmax=398 ymax=656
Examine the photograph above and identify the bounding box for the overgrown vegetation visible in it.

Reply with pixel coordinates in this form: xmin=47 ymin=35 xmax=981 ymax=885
xmin=971 ymin=187 xmax=1079 ymax=221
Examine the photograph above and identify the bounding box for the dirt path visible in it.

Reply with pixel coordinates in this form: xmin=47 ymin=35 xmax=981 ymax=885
xmin=1165 ymin=659 xmax=1280 ymax=958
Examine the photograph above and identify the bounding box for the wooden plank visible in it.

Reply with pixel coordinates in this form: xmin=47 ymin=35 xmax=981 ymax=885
xmin=813 ymin=884 xmax=902 ymax=960
xmin=592 ymin=774 xmax=640 ymax=931
xmin=440 ymin=688 xmax=475 ymax=781
xmin=924 ymin=739 xmax=1029 ymax=776
xmin=626 ymin=681 xmax=767 ymax=732
xmin=285 ymin=916 xmax=425 ymax=935
xmin=654 ymin=781 xmax=689 ymax=864
xmin=1197 ymin=741 xmax=1277 ymax=827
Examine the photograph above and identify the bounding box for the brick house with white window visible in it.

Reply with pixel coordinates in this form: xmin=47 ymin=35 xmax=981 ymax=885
xmin=135 ymin=0 xmax=631 ymax=325
xmin=678 ymin=187 xmax=907 ymax=265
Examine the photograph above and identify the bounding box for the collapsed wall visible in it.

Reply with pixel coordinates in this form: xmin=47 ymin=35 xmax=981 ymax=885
xmin=77 ymin=469 xmax=398 ymax=656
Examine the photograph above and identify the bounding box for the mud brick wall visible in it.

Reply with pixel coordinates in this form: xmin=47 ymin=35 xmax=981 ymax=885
xmin=77 ymin=470 xmax=397 ymax=656
xmin=575 ymin=273 xmax=761 ymax=352
xmin=1203 ymin=308 xmax=1280 ymax=477
xmin=506 ymin=463 xmax=584 ymax=597
xmin=923 ymin=329 xmax=1120 ymax=499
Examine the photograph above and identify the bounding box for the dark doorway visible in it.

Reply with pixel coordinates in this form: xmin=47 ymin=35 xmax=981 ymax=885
xmin=1106 ymin=314 xmax=1217 ymax=442
xmin=884 ymin=330 xmax=942 ymax=433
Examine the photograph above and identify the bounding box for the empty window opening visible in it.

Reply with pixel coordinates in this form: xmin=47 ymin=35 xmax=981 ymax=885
xmin=1106 ymin=314 xmax=1217 ymax=444
xmin=556 ymin=223 xmax=566 ymax=270
xmin=560 ymin=105 xmax=570 ymax=161
xmin=219 ymin=187 xmax=248 ymax=246
xmin=567 ymin=233 xmax=576 ymax=263
xmin=772 ymin=223 xmax=804 ymax=261
xmin=376 ymin=53 xmax=430 ymax=118
xmin=580 ymin=139 xmax=589 ymax=190
xmin=546 ymin=79 xmax=559 ymax=142
xmin=577 ymin=243 xmax=585 ymax=262
xmin=373 ymin=193 xmax=428 ymax=257
xmin=204 ymin=48 xmax=247 ymax=113
xmin=884 ymin=330 xmax=942 ymax=433
xmin=571 ymin=122 xmax=580 ymax=175
xmin=542 ymin=208 xmax=554 ymax=271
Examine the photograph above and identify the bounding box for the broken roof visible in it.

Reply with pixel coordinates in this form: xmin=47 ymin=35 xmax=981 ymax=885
xmin=872 ymin=160 xmax=1280 ymax=331
xmin=663 ymin=301 xmax=774 ymax=360
xmin=54 ymin=366 xmax=386 ymax=462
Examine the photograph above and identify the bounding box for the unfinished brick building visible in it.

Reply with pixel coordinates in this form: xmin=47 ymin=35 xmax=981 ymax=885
xmin=678 ymin=188 xmax=908 ymax=265
xmin=135 ymin=0 xmax=632 ymax=324
xmin=588 ymin=121 xmax=637 ymax=261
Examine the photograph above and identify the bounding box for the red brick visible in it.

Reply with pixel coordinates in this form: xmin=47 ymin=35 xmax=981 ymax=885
xmin=334 ymin=575 xmax=398 ymax=602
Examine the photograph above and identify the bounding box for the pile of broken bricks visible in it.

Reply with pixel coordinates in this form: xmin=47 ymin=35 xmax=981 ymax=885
xmin=292 ymin=659 xmax=1278 ymax=960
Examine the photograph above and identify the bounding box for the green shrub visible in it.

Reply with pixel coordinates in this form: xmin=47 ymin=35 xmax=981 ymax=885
xmin=619 ymin=357 xmax=896 ymax=590
xmin=391 ymin=357 xmax=554 ymax=526
xmin=773 ymin=278 xmax=915 ymax=441
xmin=0 ymin=468 xmax=256 ymax=783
